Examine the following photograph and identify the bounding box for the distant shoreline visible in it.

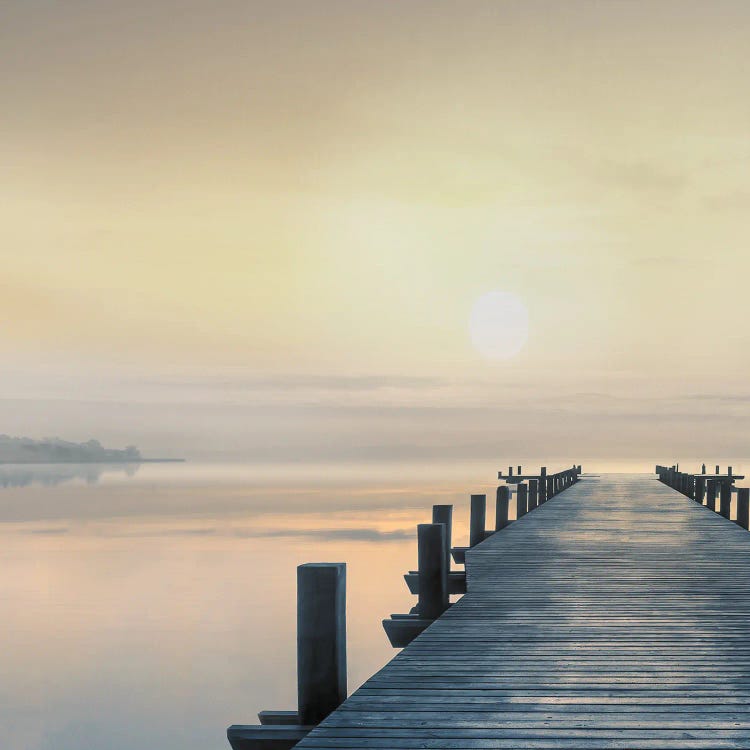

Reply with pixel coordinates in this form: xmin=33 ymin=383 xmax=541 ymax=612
xmin=0 ymin=458 xmax=186 ymax=464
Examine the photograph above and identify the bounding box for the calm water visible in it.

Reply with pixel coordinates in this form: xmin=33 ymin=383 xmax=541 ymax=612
xmin=0 ymin=460 xmax=506 ymax=750
xmin=3 ymin=459 xmax=744 ymax=749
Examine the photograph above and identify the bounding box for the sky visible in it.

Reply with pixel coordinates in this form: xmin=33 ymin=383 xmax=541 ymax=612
xmin=2 ymin=1 xmax=750 ymax=466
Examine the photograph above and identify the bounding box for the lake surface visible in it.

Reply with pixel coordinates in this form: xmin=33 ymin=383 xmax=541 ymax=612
xmin=0 ymin=460 xmax=507 ymax=750
xmin=2 ymin=459 xmax=741 ymax=749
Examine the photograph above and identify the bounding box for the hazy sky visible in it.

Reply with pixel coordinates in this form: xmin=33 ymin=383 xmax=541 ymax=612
xmin=3 ymin=1 xmax=750 ymax=464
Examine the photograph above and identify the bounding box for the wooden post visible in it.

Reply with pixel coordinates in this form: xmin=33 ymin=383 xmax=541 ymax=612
xmin=469 ymin=494 xmax=486 ymax=547
xmin=432 ymin=504 xmax=452 ymax=577
xmin=716 ymin=465 xmax=720 ymax=475
xmin=720 ymin=482 xmax=731 ymax=519
xmin=417 ymin=523 xmax=448 ymax=619
xmin=528 ymin=479 xmax=538 ymax=510
xmin=547 ymin=476 xmax=554 ymax=499
xmin=297 ymin=563 xmax=347 ymax=727
xmin=686 ymin=475 xmax=694 ymax=500
xmin=508 ymin=466 xmax=513 ymax=477
xmin=538 ymin=473 xmax=547 ymax=503
xmin=706 ymin=479 xmax=717 ymax=511
xmin=517 ymin=465 xmax=522 ymax=476
xmin=702 ymin=464 xmax=706 ymax=474
xmin=695 ymin=476 xmax=705 ymax=504
xmin=495 ymin=486 xmax=510 ymax=530
xmin=737 ymin=488 xmax=749 ymax=530
xmin=516 ymin=483 xmax=528 ymax=519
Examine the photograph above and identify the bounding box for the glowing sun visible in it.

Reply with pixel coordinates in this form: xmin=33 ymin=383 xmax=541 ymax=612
xmin=469 ymin=291 xmax=529 ymax=360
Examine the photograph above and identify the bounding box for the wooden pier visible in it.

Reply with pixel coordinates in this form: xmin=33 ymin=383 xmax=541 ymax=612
xmin=231 ymin=467 xmax=750 ymax=749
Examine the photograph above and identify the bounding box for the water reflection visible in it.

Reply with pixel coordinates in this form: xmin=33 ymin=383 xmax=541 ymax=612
xmin=0 ymin=462 xmax=141 ymax=488
xmin=0 ymin=463 xmax=497 ymax=750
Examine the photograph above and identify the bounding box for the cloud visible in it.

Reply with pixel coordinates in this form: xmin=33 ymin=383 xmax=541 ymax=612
xmin=138 ymin=373 xmax=447 ymax=393
xmin=595 ymin=160 xmax=688 ymax=192
xmin=24 ymin=526 xmax=70 ymax=535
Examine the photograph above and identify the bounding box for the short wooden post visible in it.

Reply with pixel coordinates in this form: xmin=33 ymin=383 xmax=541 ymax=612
xmin=702 ymin=464 xmax=706 ymax=474
xmin=720 ymin=482 xmax=731 ymax=519
xmin=737 ymin=488 xmax=749 ymax=529
xmin=686 ymin=475 xmax=694 ymax=500
xmin=547 ymin=476 xmax=554 ymax=499
xmin=495 ymin=486 xmax=510 ymax=530
xmin=432 ymin=504 xmax=452 ymax=578
xmin=508 ymin=466 xmax=513 ymax=477
xmin=528 ymin=479 xmax=538 ymax=510
xmin=706 ymin=479 xmax=717 ymax=511
xmin=695 ymin=476 xmax=705 ymax=504
xmin=469 ymin=494 xmax=486 ymax=547
xmin=538 ymin=473 xmax=547 ymax=503
xmin=729 ymin=466 xmax=733 ymax=478
xmin=716 ymin=464 xmax=720 ymax=475
xmin=417 ymin=523 xmax=448 ymax=619
xmin=297 ymin=563 xmax=347 ymax=726
xmin=517 ymin=465 xmax=522 ymax=475
xmin=516 ymin=483 xmax=528 ymax=519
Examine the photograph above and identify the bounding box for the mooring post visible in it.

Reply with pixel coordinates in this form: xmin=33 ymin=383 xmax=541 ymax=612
xmin=528 ymin=479 xmax=538 ymax=510
xmin=417 ymin=523 xmax=448 ymax=619
xmin=432 ymin=504 xmax=453 ymax=577
xmin=517 ymin=483 xmax=528 ymax=519
xmin=517 ymin=465 xmax=522 ymax=475
xmin=495 ymin=486 xmax=510 ymax=530
xmin=469 ymin=494 xmax=487 ymax=547
xmin=508 ymin=466 xmax=513 ymax=477
xmin=547 ymin=476 xmax=554 ymax=500
xmin=686 ymin=474 xmax=695 ymax=500
xmin=706 ymin=479 xmax=717 ymax=511
xmin=720 ymin=482 xmax=731 ymax=519
xmin=737 ymin=488 xmax=749 ymax=530
xmin=297 ymin=563 xmax=347 ymax=727
xmin=539 ymin=469 xmax=547 ymax=503
xmin=702 ymin=463 xmax=706 ymax=474
xmin=716 ymin=464 xmax=720 ymax=475
xmin=695 ymin=476 xmax=705 ymax=504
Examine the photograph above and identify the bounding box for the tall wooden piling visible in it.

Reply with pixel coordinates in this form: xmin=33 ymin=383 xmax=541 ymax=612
xmin=720 ymin=482 xmax=731 ymax=519
xmin=469 ymin=494 xmax=487 ymax=547
xmin=495 ymin=486 xmax=510 ymax=530
xmin=417 ymin=523 xmax=448 ymax=619
xmin=432 ymin=504 xmax=452 ymax=579
xmin=706 ymin=479 xmax=717 ymax=511
xmin=737 ymin=488 xmax=749 ymax=530
xmin=695 ymin=476 xmax=705 ymax=504
xmin=517 ymin=483 xmax=528 ymax=519
xmin=297 ymin=563 xmax=347 ymax=727
xmin=528 ymin=479 xmax=538 ymax=510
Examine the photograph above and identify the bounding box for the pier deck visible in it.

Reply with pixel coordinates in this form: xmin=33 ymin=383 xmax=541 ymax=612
xmin=296 ymin=473 xmax=750 ymax=749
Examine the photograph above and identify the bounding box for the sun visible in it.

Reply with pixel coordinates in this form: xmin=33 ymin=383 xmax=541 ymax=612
xmin=469 ymin=291 xmax=529 ymax=360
